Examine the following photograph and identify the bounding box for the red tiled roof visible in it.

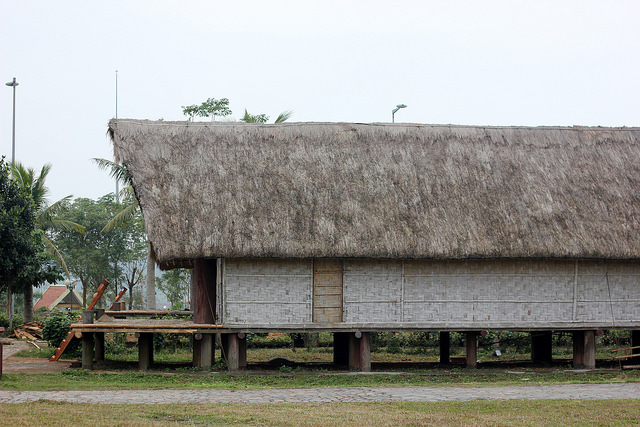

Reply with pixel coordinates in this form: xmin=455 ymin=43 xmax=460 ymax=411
xmin=34 ymin=285 xmax=68 ymax=311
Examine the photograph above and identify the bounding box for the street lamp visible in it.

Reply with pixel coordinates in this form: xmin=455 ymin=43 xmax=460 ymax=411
xmin=5 ymin=77 xmax=18 ymax=330
xmin=65 ymin=279 xmax=77 ymax=311
xmin=392 ymin=104 xmax=407 ymax=123
xmin=5 ymin=77 xmax=18 ymax=163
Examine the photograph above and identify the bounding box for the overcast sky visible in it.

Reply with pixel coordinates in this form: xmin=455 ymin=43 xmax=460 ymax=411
xmin=2 ymin=0 xmax=639 ymax=203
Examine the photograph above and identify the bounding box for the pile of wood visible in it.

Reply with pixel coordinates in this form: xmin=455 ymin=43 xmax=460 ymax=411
xmin=9 ymin=321 xmax=43 ymax=341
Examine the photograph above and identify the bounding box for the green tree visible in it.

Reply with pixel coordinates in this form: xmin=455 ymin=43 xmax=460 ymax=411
xmin=92 ymin=158 xmax=157 ymax=309
xmin=10 ymin=162 xmax=85 ymax=322
xmin=156 ymin=268 xmax=190 ymax=309
xmin=55 ymin=195 xmax=147 ymax=308
xmin=182 ymin=97 xmax=232 ymax=121
xmin=240 ymin=109 xmax=293 ymax=123
xmin=0 ymin=157 xmax=36 ymax=324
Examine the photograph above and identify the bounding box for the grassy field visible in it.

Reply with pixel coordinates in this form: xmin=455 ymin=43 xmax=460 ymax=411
xmin=0 ymin=399 xmax=638 ymax=426
xmin=1 ymin=369 xmax=639 ymax=392
xmin=4 ymin=340 xmax=640 ymax=426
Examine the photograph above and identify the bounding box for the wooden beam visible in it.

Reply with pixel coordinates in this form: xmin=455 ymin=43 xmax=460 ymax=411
xmin=193 ymin=259 xmax=217 ymax=368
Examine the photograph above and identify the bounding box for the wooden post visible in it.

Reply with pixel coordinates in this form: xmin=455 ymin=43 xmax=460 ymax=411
xmin=225 ymin=333 xmax=246 ymax=371
xmin=573 ymin=330 xmax=585 ymax=368
xmin=632 ymin=330 xmax=640 ymax=356
xmin=359 ymin=332 xmax=371 ymax=372
xmin=347 ymin=332 xmax=370 ymax=371
xmin=193 ymin=259 xmax=216 ymax=369
xmin=584 ymin=330 xmax=596 ymax=369
xmin=333 ymin=332 xmax=349 ymax=366
xmin=465 ymin=332 xmax=477 ymax=369
xmin=94 ymin=309 xmax=105 ymax=362
xmin=531 ymin=331 xmax=553 ymax=365
xmin=138 ymin=332 xmax=154 ymax=370
xmin=194 ymin=333 xmax=214 ymax=370
xmin=439 ymin=332 xmax=450 ymax=365
xmin=81 ymin=310 xmax=94 ymax=370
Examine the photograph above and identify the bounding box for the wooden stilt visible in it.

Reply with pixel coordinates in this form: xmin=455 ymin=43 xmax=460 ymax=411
xmin=225 ymin=333 xmax=246 ymax=371
xmin=439 ymin=332 xmax=450 ymax=365
xmin=138 ymin=332 xmax=154 ymax=370
xmin=531 ymin=331 xmax=553 ymax=365
xmin=94 ymin=309 xmax=105 ymax=362
xmin=347 ymin=332 xmax=371 ymax=371
xmin=584 ymin=330 xmax=596 ymax=369
xmin=358 ymin=332 xmax=371 ymax=372
xmin=573 ymin=330 xmax=585 ymax=368
xmin=466 ymin=332 xmax=478 ymax=369
xmin=81 ymin=310 xmax=94 ymax=370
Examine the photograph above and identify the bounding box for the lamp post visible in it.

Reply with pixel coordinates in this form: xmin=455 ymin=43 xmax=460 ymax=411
xmin=5 ymin=78 xmax=18 ymax=331
xmin=65 ymin=280 xmax=77 ymax=311
xmin=5 ymin=78 xmax=18 ymax=163
xmin=392 ymin=103 xmax=407 ymax=123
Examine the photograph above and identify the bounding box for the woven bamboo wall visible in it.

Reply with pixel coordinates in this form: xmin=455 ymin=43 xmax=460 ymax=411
xmin=222 ymin=259 xmax=640 ymax=328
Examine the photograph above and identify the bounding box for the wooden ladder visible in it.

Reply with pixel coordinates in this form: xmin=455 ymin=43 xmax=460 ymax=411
xmin=49 ymin=279 xmax=109 ymax=362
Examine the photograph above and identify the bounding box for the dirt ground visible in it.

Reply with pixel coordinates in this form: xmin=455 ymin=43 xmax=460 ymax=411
xmin=1 ymin=339 xmax=72 ymax=374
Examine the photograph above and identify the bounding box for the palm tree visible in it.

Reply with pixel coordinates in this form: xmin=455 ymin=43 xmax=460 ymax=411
xmin=10 ymin=162 xmax=85 ymax=322
xmin=93 ymin=158 xmax=156 ymax=310
xmin=240 ymin=109 xmax=293 ymax=123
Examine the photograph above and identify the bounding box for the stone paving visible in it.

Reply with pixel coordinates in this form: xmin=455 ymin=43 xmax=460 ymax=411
xmin=0 ymin=383 xmax=638 ymax=404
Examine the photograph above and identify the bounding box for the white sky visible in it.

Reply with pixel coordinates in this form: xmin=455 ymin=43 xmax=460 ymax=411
xmin=2 ymin=0 xmax=639 ymax=203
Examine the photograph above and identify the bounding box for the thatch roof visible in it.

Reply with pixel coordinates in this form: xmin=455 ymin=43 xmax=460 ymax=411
xmin=108 ymin=119 xmax=640 ymax=269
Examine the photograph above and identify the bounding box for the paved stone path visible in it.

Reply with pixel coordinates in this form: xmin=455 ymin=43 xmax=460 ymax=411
xmin=0 ymin=383 xmax=638 ymax=404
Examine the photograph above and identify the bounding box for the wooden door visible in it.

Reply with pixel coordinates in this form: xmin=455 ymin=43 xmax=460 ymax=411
xmin=313 ymin=259 xmax=343 ymax=323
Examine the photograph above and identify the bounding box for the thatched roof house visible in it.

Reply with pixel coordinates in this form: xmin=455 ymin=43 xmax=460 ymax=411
xmin=109 ymin=120 xmax=640 ymax=269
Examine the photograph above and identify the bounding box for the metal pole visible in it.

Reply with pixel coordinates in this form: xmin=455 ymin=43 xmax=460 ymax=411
xmin=5 ymin=77 xmax=18 ymax=331
xmin=6 ymin=77 xmax=18 ymax=164
xmin=115 ymin=71 xmax=119 ymax=202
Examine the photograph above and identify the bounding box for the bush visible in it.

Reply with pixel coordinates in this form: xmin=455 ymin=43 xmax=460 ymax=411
xmin=600 ymin=330 xmax=631 ymax=346
xmin=0 ymin=313 xmax=23 ymax=330
xmin=42 ymin=310 xmax=81 ymax=357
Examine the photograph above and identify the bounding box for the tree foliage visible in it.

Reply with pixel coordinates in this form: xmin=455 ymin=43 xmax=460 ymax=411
xmin=9 ymin=161 xmax=84 ymax=322
xmin=54 ymin=195 xmax=147 ymax=307
xmin=156 ymin=268 xmax=190 ymax=309
xmin=240 ymin=109 xmax=293 ymax=123
xmin=182 ymin=97 xmax=232 ymax=121
xmin=0 ymin=156 xmax=36 ymax=292
xmin=93 ymin=158 xmax=156 ymax=309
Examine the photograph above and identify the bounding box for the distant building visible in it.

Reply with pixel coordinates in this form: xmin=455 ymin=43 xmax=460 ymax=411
xmin=34 ymin=284 xmax=83 ymax=311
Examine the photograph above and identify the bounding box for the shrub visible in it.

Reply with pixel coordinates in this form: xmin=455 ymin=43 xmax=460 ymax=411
xmin=600 ymin=330 xmax=631 ymax=346
xmin=0 ymin=313 xmax=23 ymax=330
xmin=42 ymin=310 xmax=81 ymax=357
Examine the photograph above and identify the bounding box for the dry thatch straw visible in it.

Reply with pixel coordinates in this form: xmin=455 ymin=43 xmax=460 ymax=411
xmin=108 ymin=119 xmax=640 ymax=269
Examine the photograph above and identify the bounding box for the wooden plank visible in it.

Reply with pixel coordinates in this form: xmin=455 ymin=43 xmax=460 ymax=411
xmin=313 ymin=259 xmax=343 ymax=323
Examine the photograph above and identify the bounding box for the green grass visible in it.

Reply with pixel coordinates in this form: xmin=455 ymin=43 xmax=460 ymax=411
xmin=1 ymin=369 xmax=639 ymax=392
xmin=0 ymin=399 xmax=638 ymax=426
